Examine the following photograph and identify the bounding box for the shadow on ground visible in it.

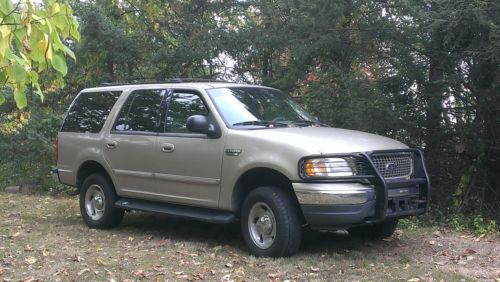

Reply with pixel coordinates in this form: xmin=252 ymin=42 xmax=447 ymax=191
xmin=116 ymin=211 xmax=382 ymax=255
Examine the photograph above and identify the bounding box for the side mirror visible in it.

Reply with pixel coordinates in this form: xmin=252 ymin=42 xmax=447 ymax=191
xmin=186 ymin=115 xmax=216 ymax=136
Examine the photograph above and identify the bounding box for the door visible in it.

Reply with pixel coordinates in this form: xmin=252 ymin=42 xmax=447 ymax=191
xmin=152 ymin=90 xmax=225 ymax=208
xmin=103 ymin=89 xmax=168 ymax=200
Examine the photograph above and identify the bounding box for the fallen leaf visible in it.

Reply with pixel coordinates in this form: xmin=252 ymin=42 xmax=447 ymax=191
xmin=72 ymin=255 xmax=81 ymax=262
xmin=25 ymin=257 xmax=37 ymax=265
xmin=132 ymin=269 xmax=146 ymax=278
xmin=96 ymin=258 xmax=108 ymax=266
xmin=407 ymin=278 xmax=420 ymax=282
xmin=429 ymin=240 xmax=436 ymax=245
xmin=128 ymin=237 xmax=134 ymax=241
xmin=309 ymin=266 xmax=320 ymax=272
xmin=78 ymin=268 xmax=90 ymax=276
xmin=463 ymin=249 xmax=476 ymax=256
xmin=474 ymin=234 xmax=485 ymax=242
xmin=225 ymin=262 xmax=233 ymax=268
xmin=156 ymin=240 xmax=168 ymax=247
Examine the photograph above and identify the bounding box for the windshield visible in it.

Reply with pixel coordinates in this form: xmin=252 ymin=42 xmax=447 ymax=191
xmin=207 ymin=87 xmax=318 ymax=128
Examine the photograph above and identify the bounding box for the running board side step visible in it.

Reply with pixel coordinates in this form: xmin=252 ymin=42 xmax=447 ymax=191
xmin=115 ymin=198 xmax=237 ymax=224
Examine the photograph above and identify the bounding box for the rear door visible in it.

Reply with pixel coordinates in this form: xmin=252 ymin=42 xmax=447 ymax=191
xmin=103 ymin=89 xmax=168 ymax=200
xmin=152 ymin=90 xmax=225 ymax=208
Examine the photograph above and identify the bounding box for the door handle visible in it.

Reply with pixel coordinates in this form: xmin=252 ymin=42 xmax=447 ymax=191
xmin=106 ymin=141 xmax=117 ymax=149
xmin=161 ymin=143 xmax=175 ymax=153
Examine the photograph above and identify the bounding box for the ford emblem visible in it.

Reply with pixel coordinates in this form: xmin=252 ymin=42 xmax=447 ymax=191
xmin=385 ymin=162 xmax=396 ymax=171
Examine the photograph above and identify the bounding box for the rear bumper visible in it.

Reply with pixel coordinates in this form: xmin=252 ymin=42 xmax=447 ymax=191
xmin=293 ymin=149 xmax=430 ymax=230
xmin=51 ymin=168 xmax=60 ymax=183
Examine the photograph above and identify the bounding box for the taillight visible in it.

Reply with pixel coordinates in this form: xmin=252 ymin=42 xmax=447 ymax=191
xmin=54 ymin=134 xmax=59 ymax=162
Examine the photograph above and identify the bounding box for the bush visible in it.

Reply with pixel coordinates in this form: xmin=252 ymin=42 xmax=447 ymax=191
xmin=0 ymin=109 xmax=74 ymax=194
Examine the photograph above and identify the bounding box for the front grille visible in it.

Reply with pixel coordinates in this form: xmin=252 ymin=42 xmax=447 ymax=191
xmin=371 ymin=152 xmax=413 ymax=179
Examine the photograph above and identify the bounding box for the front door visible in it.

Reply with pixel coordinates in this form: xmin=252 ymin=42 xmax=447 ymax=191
xmin=152 ymin=90 xmax=225 ymax=208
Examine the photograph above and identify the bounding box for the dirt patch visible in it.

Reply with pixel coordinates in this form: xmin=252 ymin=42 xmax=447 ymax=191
xmin=0 ymin=193 xmax=498 ymax=281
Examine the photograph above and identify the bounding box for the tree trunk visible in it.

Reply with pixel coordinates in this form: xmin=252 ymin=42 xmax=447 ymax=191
xmin=471 ymin=61 xmax=500 ymax=217
xmin=424 ymin=54 xmax=445 ymax=183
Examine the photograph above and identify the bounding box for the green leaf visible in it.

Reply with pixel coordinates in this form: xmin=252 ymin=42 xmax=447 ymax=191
xmin=50 ymin=30 xmax=64 ymax=52
xmin=61 ymin=43 xmax=75 ymax=60
xmin=14 ymin=85 xmax=27 ymax=109
xmin=70 ymin=20 xmax=80 ymax=41
xmin=0 ymin=91 xmax=5 ymax=105
xmin=50 ymin=53 xmax=67 ymax=76
xmin=13 ymin=28 xmax=27 ymax=43
xmin=12 ymin=61 xmax=26 ymax=82
xmin=0 ymin=0 xmax=13 ymax=15
xmin=33 ymin=82 xmax=44 ymax=102
xmin=53 ymin=14 xmax=68 ymax=33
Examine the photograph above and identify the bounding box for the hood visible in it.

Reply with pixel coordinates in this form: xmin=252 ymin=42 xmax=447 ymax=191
xmin=234 ymin=126 xmax=408 ymax=155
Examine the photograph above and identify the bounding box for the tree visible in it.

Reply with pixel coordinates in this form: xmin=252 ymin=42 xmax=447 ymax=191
xmin=0 ymin=0 xmax=80 ymax=109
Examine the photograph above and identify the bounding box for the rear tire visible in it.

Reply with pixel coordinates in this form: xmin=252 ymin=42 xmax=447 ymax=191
xmin=241 ymin=186 xmax=302 ymax=257
xmin=348 ymin=218 xmax=398 ymax=240
xmin=79 ymin=173 xmax=124 ymax=229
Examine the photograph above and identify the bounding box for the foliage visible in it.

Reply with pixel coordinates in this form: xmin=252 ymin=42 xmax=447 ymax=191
xmin=0 ymin=0 xmax=499 ymax=228
xmin=446 ymin=214 xmax=498 ymax=236
xmin=0 ymin=0 xmax=80 ymax=109
xmin=0 ymin=108 xmax=71 ymax=193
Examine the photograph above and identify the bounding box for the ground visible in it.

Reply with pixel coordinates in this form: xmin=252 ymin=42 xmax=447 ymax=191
xmin=0 ymin=194 xmax=499 ymax=282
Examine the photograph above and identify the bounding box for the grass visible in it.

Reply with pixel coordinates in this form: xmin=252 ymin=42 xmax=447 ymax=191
xmin=1 ymin=193 xmax=499 ymax=281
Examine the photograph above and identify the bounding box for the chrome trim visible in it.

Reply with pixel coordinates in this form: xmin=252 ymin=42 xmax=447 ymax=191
xmin=113 ymin=169 xmax=153 ymax=178
xmin=388 ymin=186 xmax=419 ymax=198
xmin=154 ymin=172 xmax=220 ymax=185
xmin=113 ymin=169 xmax=220 ymax=185
xmin=292 ymin=182 xmax=374 ymax=205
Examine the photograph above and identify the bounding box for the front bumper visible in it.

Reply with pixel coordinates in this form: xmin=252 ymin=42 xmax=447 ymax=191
xmin=293 ymin=149 xmax=430 ymax=230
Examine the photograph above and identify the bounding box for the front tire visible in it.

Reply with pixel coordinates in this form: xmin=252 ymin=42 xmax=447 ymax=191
xmin=79 ymin=173 xmax=124 ymax=229
xmin=241 ymin=186 xmax=302 ymax=257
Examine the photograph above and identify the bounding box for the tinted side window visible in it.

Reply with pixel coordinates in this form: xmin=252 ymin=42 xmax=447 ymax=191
xmin=61 ymin=91 xmax=121 ymax=133
xmin=165 ymin=92 xmax=208 ymax=133
xmin=113 ymin=89 xmax=166 ymax=133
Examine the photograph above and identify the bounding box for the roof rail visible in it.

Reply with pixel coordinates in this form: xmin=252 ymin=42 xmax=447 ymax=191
xmin=99 ymin=78 xmax=229 ymax=86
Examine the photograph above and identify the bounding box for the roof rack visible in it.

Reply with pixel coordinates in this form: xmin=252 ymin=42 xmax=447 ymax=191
xmin=99 ymin=78 xmax=229 ymax=87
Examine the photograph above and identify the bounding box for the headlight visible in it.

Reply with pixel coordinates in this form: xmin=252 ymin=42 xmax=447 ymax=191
xmin=300 ymin=156 xmax=373 ymax=178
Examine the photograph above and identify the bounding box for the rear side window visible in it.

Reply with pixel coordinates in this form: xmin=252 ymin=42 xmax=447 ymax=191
xmin=113 ymin=89 xmax=167 ymax=133
xmin=61 ymin=91 xmax=121 ymax=133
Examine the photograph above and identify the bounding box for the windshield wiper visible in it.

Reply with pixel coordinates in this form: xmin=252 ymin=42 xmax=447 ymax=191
xmin=232 ymin=120 xmax=289 ymax=127
xmin=289 ymin=120 xmax=325 ymax=127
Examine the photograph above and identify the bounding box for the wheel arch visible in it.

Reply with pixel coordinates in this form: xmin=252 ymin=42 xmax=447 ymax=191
xmin=231 ymin=167 xmax=302 ymax=218
xmin=77 ymin=160 xmax=114 ymax=190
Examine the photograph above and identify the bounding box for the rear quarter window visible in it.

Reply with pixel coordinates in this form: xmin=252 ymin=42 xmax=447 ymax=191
xmin=61 ymin=91 xmax=122 ymax=133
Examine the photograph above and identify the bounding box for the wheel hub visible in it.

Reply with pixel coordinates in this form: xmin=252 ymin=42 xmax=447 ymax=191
xmin=248 ymin=202 xmax=277 ymax=249
xmin=258 ymin=215 xmax=273 ymax=235
xmin=85 ymin=184 xmax=106 ymax=221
